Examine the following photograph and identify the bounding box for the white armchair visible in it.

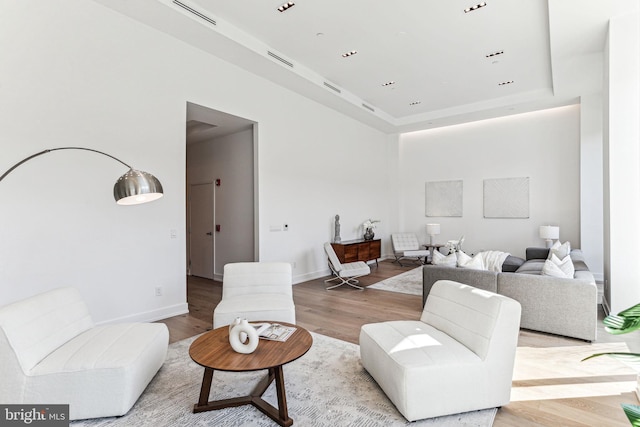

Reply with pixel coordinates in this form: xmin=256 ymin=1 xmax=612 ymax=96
xmin=360 ymin=280 xmax=521 ymax=421
xmin=213 ymin=262 xmax=296 ymax=328
xmin=323 ymin=243 xmax=371 ymax=290
xmin=0 ymin=287 xmax=169 ymax=420
xmin=391 ymin=233 xmax=430 ymax=266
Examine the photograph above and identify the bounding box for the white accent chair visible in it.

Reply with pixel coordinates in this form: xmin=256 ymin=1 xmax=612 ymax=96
xmin=213 ymin=262 xmax=296 ymax=328
xmin=323 ymin=242 xmax=371 ymax=290
xmin=359 ymin=280 xmax=521 ymax=421
xmin=391 ymin=233 xmax=430 ymax=266
xmin=0 ymin=287 xmax=169 ymax=420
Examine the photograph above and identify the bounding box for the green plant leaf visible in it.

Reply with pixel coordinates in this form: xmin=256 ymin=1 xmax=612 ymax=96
xmin=622 ymin=404 xmax=640 ymax=427
xmin=582 ymin=352 xmax=640 ymax=362
xmin=604 ymin=303 xmax=640 ymax=335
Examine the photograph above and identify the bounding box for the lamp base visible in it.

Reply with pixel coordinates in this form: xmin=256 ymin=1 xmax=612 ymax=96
xmin=545 ymin=239 xmax=553 ymax=248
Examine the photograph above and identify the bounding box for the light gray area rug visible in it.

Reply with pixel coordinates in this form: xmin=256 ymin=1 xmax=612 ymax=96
xmin=368 ymin=266 xmax=423 ymax=296
xmin=72 ymin=332 xmax=495 ymax=427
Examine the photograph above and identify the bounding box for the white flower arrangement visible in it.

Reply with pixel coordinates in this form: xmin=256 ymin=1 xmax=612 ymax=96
xmin=362 ymin=219 xmax=381 ymax=230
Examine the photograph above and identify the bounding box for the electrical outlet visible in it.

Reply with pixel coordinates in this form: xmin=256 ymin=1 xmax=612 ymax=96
xmin=155 ymin=287 xmax=162 ymax=297
xmin=291 ymin=261 xmax=296 ymax=269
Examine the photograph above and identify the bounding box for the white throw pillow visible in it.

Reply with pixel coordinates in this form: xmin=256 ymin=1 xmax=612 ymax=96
xmin=542 ymin=254 xmax=575 ymax=278
xmin=432 ymin=250 xmax=456 ymax=267
xmin=456 ymin=251 xmax=486 ymax=270
xmin=548 ymin=240 xmax=571 ymax=260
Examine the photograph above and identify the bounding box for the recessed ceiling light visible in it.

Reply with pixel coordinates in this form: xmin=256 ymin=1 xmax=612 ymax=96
xmin=498 ymin=80 xmax=514 ymax=86
xmin=485 ymin=50 xmax=504 ymax=58
xmin=464 ymin=2 xmax=487 ymax=13
xmin=382 ymin=81 xmax=395 ymax=87
xmin=277 ymin=2 xmax=295 ymax=12
xmin=341 ymin=50 xmax=357 ymax=58
xmin=409 ymin=101 xmax=421 ymax=106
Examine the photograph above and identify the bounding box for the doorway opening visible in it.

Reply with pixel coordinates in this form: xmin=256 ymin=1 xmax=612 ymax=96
xmin=185 ymin=102 xmax=258 ymax=281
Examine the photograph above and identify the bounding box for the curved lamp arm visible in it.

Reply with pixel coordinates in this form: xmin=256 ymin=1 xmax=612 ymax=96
xmin=0 ymin=147 xmax=163 ymax=205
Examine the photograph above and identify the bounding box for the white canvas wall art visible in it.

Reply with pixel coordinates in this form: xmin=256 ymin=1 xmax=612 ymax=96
xmin=425 ymin=180 xmax=463 ymax=217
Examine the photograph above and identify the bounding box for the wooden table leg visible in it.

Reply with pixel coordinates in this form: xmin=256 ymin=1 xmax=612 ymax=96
xmin=197 ymin=368 xmax=214 ymax=407
xmin=273 ymin=365 xmax=289 ymax=422
xmin=193 ymin=366 xmax=293 ymax=426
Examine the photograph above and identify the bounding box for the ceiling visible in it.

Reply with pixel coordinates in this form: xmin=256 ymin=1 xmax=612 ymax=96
xmin=186 ymin=103 xmax=254 ymax=144
xmin=95 ymin=0 xmax=638 ymax=134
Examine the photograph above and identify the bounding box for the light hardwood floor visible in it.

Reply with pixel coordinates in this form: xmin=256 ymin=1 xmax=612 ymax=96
xmin=158 ymin=260 xmax=640 ymax=426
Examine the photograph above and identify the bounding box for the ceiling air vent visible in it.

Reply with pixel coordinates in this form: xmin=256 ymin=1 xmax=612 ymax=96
xmin=267 ymin=51 xmax=294 ymax=68
xmin=323 ymin=82 xmax=342 ymax=94
xmin=362 ymin=103 xmax=375 ymax=112
xmin=173 ymin=0 xmax=217 ymax=26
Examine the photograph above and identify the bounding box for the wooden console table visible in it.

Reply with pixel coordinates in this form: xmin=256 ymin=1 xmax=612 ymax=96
xmin=331 ymin=239 xmax=381 ymax=266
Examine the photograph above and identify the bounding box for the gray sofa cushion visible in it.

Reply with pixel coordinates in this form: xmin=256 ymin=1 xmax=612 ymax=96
xmin=515 ymin=259 xmax=545 ymax=275
xmin=502 ymin=255 xmax=525 ymax=272
xmin=526 ymin=247 xmax=550 ymax=260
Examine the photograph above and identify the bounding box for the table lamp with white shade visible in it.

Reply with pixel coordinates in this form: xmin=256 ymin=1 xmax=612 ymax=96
xmin=426 ymin=223 xmax=441 ymax=245
xmin=539 ymin=225 xmax=559 ymax=248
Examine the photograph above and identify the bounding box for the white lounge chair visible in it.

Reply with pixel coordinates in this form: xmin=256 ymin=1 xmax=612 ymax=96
xmin=0 ymin=287 xmax=168 ymax=420
xmin=323 ymin=242 xmax=371 ymax=290
xmin=213 ymin=262 xmax=296 ymax=328
xmin=391 ymin=233 xmax=430 ymax=266
xmin=360 ymin=280 xmax=521 ymax=421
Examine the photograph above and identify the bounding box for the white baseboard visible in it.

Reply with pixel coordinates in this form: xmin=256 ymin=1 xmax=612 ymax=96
xmin=293 ymin=268 xmax=332 ymax=284
xmin=96 ymin=303 xmax=190 ymax=325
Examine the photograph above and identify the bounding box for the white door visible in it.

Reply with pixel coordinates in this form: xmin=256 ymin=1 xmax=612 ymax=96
xmin=189 ymin=183 xmax=214 ymax=279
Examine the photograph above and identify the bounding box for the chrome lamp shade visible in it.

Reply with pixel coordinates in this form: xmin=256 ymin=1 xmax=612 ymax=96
xmin=114 ymin=169 xmax=164 ymax=205
xmin=1 ymin=147 xmax=164 ymax=206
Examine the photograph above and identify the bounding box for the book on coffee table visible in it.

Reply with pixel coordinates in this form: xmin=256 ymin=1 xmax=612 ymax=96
xmin=251 ymin=323 xmax=296 ymax=342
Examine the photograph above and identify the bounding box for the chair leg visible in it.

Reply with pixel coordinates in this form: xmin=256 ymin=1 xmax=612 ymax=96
xmin=325 ymin=276 xmax=364 ymax=290
xmin=393 ymin=255 xmax=405 ymax=266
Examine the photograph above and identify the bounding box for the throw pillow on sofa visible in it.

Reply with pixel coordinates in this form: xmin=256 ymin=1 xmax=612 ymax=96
xmin=456 ymin=251 xmax=485 ymax=270
xmin=549 ymin=240 xmax=571 ymax=260
xmin=542 ymin=253 xmax=575 ymax=278
xmin=432 ymin=250 xmax=456 ymax=267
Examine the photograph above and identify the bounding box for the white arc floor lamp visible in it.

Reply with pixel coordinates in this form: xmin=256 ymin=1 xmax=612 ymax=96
xmin=0 ymin=147 xmax=163 ymax=205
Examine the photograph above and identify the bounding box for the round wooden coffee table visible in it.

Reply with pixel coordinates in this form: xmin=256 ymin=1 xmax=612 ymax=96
xmin=189 ymin=322 xmax=313 ymax=427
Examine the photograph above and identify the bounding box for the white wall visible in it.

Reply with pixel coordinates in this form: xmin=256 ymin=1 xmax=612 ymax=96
xmin=187 ymin=128 xmax=255 ymax=280
xmin=0 ymin=0 xmax=391 ymax=321
xmin=398 ymin=106 xmax=581 ymax=260
xmin=580 ymin=94 xmax=604 ymax=281
xmin=603 ymin=11 xmax=640 ymax=314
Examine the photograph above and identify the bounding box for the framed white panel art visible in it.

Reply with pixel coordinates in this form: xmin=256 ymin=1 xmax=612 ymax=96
xmin=425 ymin=180 xmax=463 ymax=217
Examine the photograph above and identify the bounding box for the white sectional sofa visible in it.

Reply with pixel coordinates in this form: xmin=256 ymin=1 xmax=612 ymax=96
xmin=0 ymin=287 xmax=169 ymax=420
